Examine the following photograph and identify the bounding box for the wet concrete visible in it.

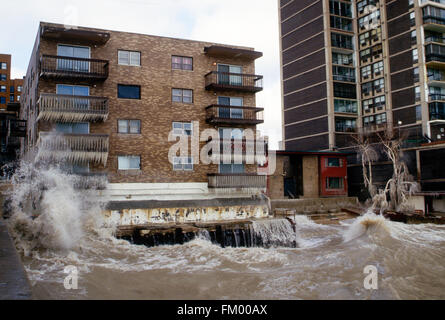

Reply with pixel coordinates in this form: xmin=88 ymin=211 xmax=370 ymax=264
xmin=0 ymin=220 xmax=32 ymax=300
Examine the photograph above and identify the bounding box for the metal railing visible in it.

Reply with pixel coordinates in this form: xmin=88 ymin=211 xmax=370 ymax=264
xmin=38 ymin=93 xmax=109 ymax=122
xmin=205 ymin=71 xmax=263 ymax=92
xmin=205 ymin=105 xmax=264 ymax=124
xmin=208 ymin=174 xmax=267 ymax=189
xmin=40 ymin=55 xmax=109 ymax=80
xmin=429 ymin=94 xmax=445 ymax=101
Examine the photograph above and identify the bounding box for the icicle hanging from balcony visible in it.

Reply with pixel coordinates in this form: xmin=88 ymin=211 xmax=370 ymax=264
xmin=37 ymin=94 xmax=109 ymax=123
xmin=38 ymin=133 xmax=109 ymax=166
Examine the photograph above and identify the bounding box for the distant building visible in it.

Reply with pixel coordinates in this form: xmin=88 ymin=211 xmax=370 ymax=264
xmin=278 ymin=0 xmax=445 ymax=211
xmin=0 ymin=54 xmax=26 ymax=177
xmin=268 ymin=150 xmax=348 ymax=199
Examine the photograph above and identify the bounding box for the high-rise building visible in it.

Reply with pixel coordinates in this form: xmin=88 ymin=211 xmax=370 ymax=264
xmin=279 ymin=0 xmax=445 ymax=201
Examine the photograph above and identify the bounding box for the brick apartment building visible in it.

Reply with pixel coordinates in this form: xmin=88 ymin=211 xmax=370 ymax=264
xmin=278 ymin=0 xmax=445 ymax=211
xmin=20 ymin=22 xmax=267 ymax=202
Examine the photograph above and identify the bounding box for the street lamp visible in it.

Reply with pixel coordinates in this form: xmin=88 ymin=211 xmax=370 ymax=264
xmin=398 ymin=120 xmax=402 ymax=138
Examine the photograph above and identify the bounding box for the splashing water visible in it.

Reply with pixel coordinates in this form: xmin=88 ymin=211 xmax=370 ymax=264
xmin=4 ymin=145 xmax=445 ymax=299
xmin=7 ymin=155 xmax=107 ymax=254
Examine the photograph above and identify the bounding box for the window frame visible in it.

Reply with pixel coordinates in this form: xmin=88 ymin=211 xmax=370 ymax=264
xmin=118 ymin=50 xmax=141 ymax=66
xmin=172 ymin=88 xmax=193 ymax=104
xmin=173 ymin=156 xmax=194 ymax=171
xmin=171 ymin=55 xmax=193 ymax=71
xmin=117 ymin=119 xmax=141 ymax=134
xmin=326 ymin=177 xmax=344 ymax=190
xmin=117 ymin=84 xmax=141 ymax=100
xmin=118 ymin=155 xmax=141 ymax=171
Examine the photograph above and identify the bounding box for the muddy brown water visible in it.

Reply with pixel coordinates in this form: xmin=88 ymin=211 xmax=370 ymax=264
xmin=16 ymin=214 xmax=445 ymax=300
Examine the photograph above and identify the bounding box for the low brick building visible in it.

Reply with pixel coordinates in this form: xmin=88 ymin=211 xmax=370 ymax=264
xmin=267 ymin=150 xmax=349 ymax=199
xmin=20 ymin=22 xmax=267 ymax=203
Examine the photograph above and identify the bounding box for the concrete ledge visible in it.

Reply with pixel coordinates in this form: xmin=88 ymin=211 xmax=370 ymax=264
xmin=106 ymin=197 xmax=267 ymax=210
xmin=271 ymin=197 xmax=359 ymax=213
xmin=0 ymin=220 xmax=32 ymax=300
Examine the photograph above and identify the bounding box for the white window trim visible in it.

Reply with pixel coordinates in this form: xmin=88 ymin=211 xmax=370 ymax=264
xmin=173 ymin=156 xmax=194 ymax=171
xmin=118 ymin=50 xmax=141 ymax=66
xmin=118 ymin=155 xmax=141 ymax=170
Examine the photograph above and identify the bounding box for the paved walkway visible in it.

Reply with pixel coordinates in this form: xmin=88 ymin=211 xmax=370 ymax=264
xmin=0 ymin=219 xmax=32 ymax=300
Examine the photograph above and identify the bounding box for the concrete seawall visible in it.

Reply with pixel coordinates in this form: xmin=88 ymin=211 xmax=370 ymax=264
xmin=0 ymin=220 xmax=32 ymax=300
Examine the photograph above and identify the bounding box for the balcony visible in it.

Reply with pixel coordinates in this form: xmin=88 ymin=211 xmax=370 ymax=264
xmin=429 ymin=93 xmax=445 ymax=101
xmin=207 ymin=139 xmax=268 ymax=163
xmin=41 ymin=24 xmax=110 ymax=45
xmin=38 ymin=132 xmax=109 ymax=165
xmin=429 ymin=101 xmax=445 ymax=119
xmin=40 ymin=55 xmax=109 ymax=81
xmin=205 ymin=105 xmax=264 ymax=125
xmin=423 ymin=16 xmax=445 ymax=33
xmin=205 ymin=71 xmax=263 ymax=93
xmin=208 ymin=174 xmax=267 ymax=189
xmin=37 ymin=93 xmax=109 ymax=122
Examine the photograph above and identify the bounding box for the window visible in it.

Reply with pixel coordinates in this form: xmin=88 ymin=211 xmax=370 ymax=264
xmin=118 ymin=120 xmax=141 ymax=134
xmin=1 ymin=62 xmax=7 ymax=70
xmin=173 ymin=156 xmax=193 ymax=171
xmin=10 ymin=86 xmax=14 ymax=93
xmin=172 ymin=56 xmax=193 ymax=70
xmin=373 ymin=78 xmax=385 ymax=93
xmin=375 ymin=112 xmax=387 ymax=124
xmin=118 ymin=156 xmax=141 ymax=170
xmin=57 ymin=45 xmax=90 ymax=72
xmin=0 ymin=97 xmax=5 ymax=104
xmin=17 ymin=86 xmax=22 ymax=92
xmin=326 ymin=177 xmax=344 ymax=189
xmin=415 ymin=86 xmax=421 ymax=101
xmin=335 ymin=99 xmax=358 ymax=113
xmin=17 ymin=95 xmax=20 ymax=102
xmin=172 ymin=122 xmax=192 ymax=136
xmin=219 ymin=163 xmax=245 ymax=174
xmin=57 ymin=84 xmax=89 ymax=96
xmin=326 ymin=158 xmax=343 ymax=167
xmin=55 ymin=122 xmax=89 ymax=134
xmin=413 ymin=67 xmax=420 ymax=83
xmin=329 ymin=0 xmax=352 ymax=17
xmin=410 ymin=12 xmax=416 ymax=27
xmin=118 ymin=84 xmax=141 ymax=99
xmin=409 ymin=0 xmax=414 ymax=8
xmin=0 ymin=74 xmax=6 ymax=81
xmin=411 ymin=30 xmax=417 ymax=45
xmin=416 ymin=105 xmax=422 ymax=121
xmin=373 ymin=61 xmax=384 ymax=75
xmin=0 ymin=85 xmax=5 ymax=92
xmin=332 ymin=52 xmax=353 ymax=66
xmin=118 ymin=50 xmax=141 ymax=66
xmin=172 ymin=88 xmax=193 ymax=103
xmin=10 ymin=95 xmax=14 ymax=102
xmin=361 ymin=65 xmax=372 ymax=79
xmin=413 ymin=49 xmax=418 ymax=64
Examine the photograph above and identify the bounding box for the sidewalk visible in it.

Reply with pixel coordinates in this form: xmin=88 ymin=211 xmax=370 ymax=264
xmin=0 ymin=219 xmax=32 ymax=300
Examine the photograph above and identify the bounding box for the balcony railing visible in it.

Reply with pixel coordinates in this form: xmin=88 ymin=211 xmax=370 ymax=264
xmin=208 ymin=174 xmax=267 ymax=189
xmin=207 ymin=139 xmax=268 ymax=162
xmin=40 ymin=55 xmax=109 ymax=81
xmin=205 ymin=71 xmax=263 ymax=93
xmin=333 ymin=74 xmax=356 ymax=83
xmin=429 ymin=93 xmax=445 ymax=101
xmin=37 ymin=93 xmax=109 ymax=122
xmin=38 ymin=132 xmax=109 ymax=165
xmin=205 ymin=105 xmax=264 ymax=125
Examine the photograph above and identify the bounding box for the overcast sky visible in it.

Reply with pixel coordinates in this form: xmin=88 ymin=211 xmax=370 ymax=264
xmin=0 ymin=0 xmax=282 ymax=149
